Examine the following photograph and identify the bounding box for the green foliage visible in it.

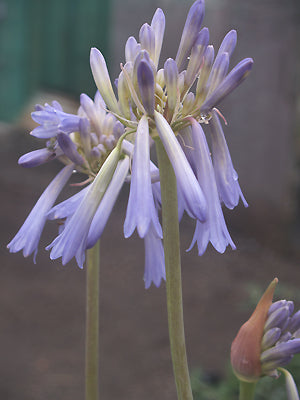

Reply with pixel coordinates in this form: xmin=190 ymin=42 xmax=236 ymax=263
xmin=191 ymin=357 xmax=300 ymax=400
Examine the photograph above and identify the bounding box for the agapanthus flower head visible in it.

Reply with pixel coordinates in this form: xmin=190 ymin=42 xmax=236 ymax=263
xmin=89 ymin=0 xmax=252 ymax=254
xmin=231 ymin=278 xmax=300 ymax=399
xmin=9 ymin=0 xmax=253 ymax=288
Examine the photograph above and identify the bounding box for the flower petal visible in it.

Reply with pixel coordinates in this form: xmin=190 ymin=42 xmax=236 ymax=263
xmin=86 ymin=156 xmax=130 ymax=249
xmin=210 ymin=109 xmax=248 ymax=209
xmin=187 ymin=119 xmax=235 ymax=255
xmin=200 ymin=58 xmax=253 ymax=112
xmin=137 ymin=59 xmax=155 ymax=115
xmin=7 ymin=164 xmax=74 ymax=262
xmin=47 ymin=147 xmax=121 ymax=267
xmin=57 ymin=132 xmax=85 ymax=165
xmin=47 ymin=185 xmax=90 ymax=220
xmin=124 ymin=116 xmax=162 ymax=238
xmin=175 ymin=0 xmax=205 ymax=72
xmin=154 ymin=111 xmax=207 ymax=221
xmin=18 ymin=148 xmax=56 ymax=168
xmin=90 ymin=47 xmax=120 ymax=115
xmin=144 ymin=224 xmax=166 ymax=289
xmin=150 ymin=8 xmax=165 ymax=68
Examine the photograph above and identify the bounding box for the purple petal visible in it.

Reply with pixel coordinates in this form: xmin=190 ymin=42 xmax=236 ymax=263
xmin=86 ymin=157 xmax=130 ymax=249
xmin=46 ymin=146 xmax=121 ymax=267
xmin=187 ymin=119 xmax=235 ymax=255
xmin=150 ymin=8 xmax=165 ymax=67
xmin=200 ymin=58 xmax=253 ymax=112
xmin=210 ymin=110 xmax=248 ymax=209
xmin=144 ymin=224 xmax=166 ymax=289
xmin=57 ymin=132 xmax=85 ymax=165
xmin=18 ymin=148 xmax=56 ymax=168
xmin=288 ymin=311 xmax=300 ymax=334
xmin=175 ymin=0 xmax=205 ymax=72
xmin=264 ymin=306 xmax=290 ymax=331
xmin=154 ymin=111 xmax=207 ymax=221
xmin=125 ymin=36 xmax=141 ymax=63
xmin=137 ymin=59 xmax=155 ymax=115
xmin=216 ymin=30 xmax=237 ymax=60
xmin=261 ymin=328 xmax=282 ymax=350
xmin=164 ymin=58 xmax=179 ymax=121
xmin=205 ymin=52 xmax=230 ymax=97
xmin=59 ymin=115 xmax=82 ymax=134
xmin=195 ymin=45 xmax=214 ymax=104
xmin=185 ymin=27 xmax=209 ymax=90
xmin=90 ymin=47 xmax=120 ymax=114
xmin=139 ymin=23 xmax=156 ymax=63
xmin=261 ymin=339 xmax=300 ymax=364
xmin=124 ymin=116 xmax=162 ymax=238
xmin=30 ymin=124 xmax=59 ymax=139
xmin=47 ymin=185 xmax=90 ymax=220
xmin=7 ymin=164 xmax=74 ymax=262
xmin=269 ymin=300 xmax=289 ymax=315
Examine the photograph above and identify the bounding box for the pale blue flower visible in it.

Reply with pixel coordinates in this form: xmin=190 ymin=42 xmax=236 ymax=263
xmin=7 ymin=164 xmax=74 ymax=262
xmin=46 ymin=147 xmax=121 ymax=268
xmin=144 ymin=224 xmax=166 ymax=289
xmin=175 ymin=0 xmax=205 ymax=72
xmin=86 ymin=156 xmax=130 ymax=249
xmin=31 ymin=101 xmax=85 ymax=139
xmin=154 ymin=111 xmax=207 ymax=222
xmin=209 ymin=109 xmax=248 ymax=209
xmin=187 ymin=119 xmax=235 ymax=255
xmin=124 ymin=116 xmax=162 ymax=239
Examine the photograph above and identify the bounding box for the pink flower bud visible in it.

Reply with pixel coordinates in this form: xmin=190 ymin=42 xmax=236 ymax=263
xmin=231 ymin=278 xmax=278 ymax=382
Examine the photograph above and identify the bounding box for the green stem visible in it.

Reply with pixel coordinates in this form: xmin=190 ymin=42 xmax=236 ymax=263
xmin=85 ymin=240 xmax=100 ymax=400
xmin=239 ymin=381 xmax=257 ymax=400
xmin=155 ymin=138 xmax=193 ymax=400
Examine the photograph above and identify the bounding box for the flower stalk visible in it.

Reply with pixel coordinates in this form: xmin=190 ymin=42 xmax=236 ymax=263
xmin=155 ymin=137 xmax=193 ymax=400
xmin=85 ymin=240 xmax=100 ymax=400
xmin=239 ymin=381 xmax=257 ymax=400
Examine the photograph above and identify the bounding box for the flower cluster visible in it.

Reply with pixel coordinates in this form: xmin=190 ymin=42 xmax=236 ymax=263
xmin=231 ymin=278 xmax=300 ymax=399
xmin=8 ymin=0 xmax=252 ymax=288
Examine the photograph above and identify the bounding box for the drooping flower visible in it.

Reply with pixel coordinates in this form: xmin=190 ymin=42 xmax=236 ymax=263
xmin=46 ymin=146 xmax=122 ymax=268
xmin=124 ymin=116 xmax=162 ymax=239
xmin=144 ymin=223 xmax=166 ymax=289
xmin=7 ymin=163 xmax=74 ymax=262
xmin=231 ymin=278 xmax=300 ymax=399
xmin=186 ymin=118 xmax=235 ymax=255
xmin=209 ymin=109 xmax=248 ymax=209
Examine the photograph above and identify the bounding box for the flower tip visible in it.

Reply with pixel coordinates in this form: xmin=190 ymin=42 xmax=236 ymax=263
xmin=90 ymin=46 xmax=99 ymax=56
xmin=90 ymin=47 xmax=106 ymax=67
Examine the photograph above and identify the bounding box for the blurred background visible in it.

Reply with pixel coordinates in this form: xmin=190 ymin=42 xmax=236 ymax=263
xmin=0 ymin=0 xmax=300 ymax=399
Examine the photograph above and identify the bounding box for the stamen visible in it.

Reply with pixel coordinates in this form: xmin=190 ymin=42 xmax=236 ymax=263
xmin=70 ymin=177 xmax=94 ymax=187
xmin=178 ymin=133 xmax=194 ymax=150
xmin=120 ymin=63 xmax=146 ymax=115
xmin=214 ymin=107 xmax=228 ymax=125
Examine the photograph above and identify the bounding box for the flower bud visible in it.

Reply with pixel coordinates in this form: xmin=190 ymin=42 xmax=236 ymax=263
xmin=137 ymin=59 xmax=155 ymax=115
xmin=231 ymin=278 xmax=278 ymax=382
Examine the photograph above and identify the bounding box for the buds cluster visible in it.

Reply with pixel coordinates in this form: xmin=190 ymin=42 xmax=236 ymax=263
xmin=231 ymin=278 xmax=300 ymax=398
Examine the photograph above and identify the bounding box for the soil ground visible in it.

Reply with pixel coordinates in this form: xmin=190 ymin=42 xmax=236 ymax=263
xmin=1 ymin=125 xmax=299 ymax=400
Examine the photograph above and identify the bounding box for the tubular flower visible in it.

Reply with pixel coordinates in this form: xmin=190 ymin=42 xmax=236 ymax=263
xmin=9 ymin=0 xmax=253 ymax=287
xmin=231 ymin=278 xmax=300 ymax=399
